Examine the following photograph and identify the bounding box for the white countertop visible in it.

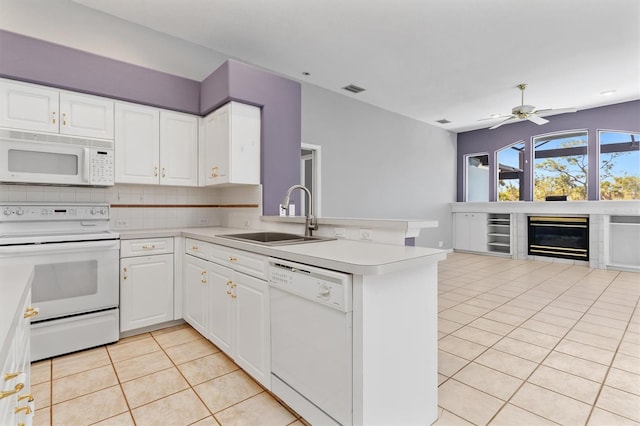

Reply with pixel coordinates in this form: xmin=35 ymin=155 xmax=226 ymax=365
xmin=0 ymin=265 xmax=33 ymax=360
xmin=451 ymin=201 xmax=640 ymax=215
xmin=261 ymin=216 xmax=438 ymax=238
xmin=120 ymin=226 xmax=446 ymax=275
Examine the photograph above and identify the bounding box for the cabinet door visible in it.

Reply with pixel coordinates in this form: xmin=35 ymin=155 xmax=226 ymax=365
xmin=468 ymin=213 xmax=488 ymax=252
xmin=115 ymin=102 xmax=160 ymax=184
xmin=234 ymin=272 xmax=270 ymax=388
xmin=453 ymin=212 xmax=488 ymax=252
xmin=0 ymin=80 xmax=59 ymax=133
xmin=160 ymin=111 xmax=198 ymax=186
xmin=453 ymin=213 xmax=471 ymax=250
xmin=59 ymin=92 xmax=114 ymax=139
xmin=229 ymin=102 xmax=261 ymax=184
xmin=183 ymin=256 xmax=208 ymax=336
xmin=120 ymin=254 xmax=174 ymax=332
xmin=208 ymin=263 xmax=234 ymax=354
xmin=202 ymin=104 xmax=230 ymax=185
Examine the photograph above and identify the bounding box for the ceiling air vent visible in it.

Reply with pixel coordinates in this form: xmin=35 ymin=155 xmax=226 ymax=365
xmin=342 ymin=84 xmax=366 ymax=94
xmin=436 ymin=119 xmax=451 ymax=124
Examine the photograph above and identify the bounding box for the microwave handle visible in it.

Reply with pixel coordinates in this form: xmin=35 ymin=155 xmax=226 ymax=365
xmin=84 ymin=148 xmax=91 ymax=184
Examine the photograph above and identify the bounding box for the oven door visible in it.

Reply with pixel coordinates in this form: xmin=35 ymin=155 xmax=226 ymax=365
xmin=0 ymin=239 xmax=119 ymax=321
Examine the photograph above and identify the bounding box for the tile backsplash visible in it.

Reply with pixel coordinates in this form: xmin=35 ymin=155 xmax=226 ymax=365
xmin=0 ymin=183 xmax=263 ymax=231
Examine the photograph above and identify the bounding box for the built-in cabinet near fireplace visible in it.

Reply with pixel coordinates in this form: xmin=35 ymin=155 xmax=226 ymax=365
xmin=528 ymin=216 xmax=589 ymax=261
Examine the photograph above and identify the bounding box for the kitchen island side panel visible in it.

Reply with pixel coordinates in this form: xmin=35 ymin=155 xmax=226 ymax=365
xmin=0 ymin=30 xmax=201 ymax=114
xmin=352 ymin=261 xmax=439 ymax=425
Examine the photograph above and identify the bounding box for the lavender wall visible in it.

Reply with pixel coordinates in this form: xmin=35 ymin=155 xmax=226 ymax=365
xmin=200 ymin=60 xmax=302 ymax=216
xmin=457 ymin=100 xmax=640 ymax=201
xmin=0 ymin=31 xmax=302 ymax=215
xmin=0 ymin=30 xmax=200 ymax=114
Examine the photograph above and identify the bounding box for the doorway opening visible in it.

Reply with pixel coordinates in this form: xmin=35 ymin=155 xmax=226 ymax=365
xmin=301 ymin=143 xmax=321 ymax=216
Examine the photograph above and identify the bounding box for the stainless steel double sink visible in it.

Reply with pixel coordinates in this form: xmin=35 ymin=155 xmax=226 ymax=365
xmin=217 ymin=232 xmax=335 ymax=246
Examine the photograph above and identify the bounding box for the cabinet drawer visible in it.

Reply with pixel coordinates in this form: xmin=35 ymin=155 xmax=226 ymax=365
xmin=121 ymin=237 xmax=174 ymax=257
xmin=212 ymin=246 xmax=267 ymax=279
xmin=185 ymin=238 xmax=213 ymax=260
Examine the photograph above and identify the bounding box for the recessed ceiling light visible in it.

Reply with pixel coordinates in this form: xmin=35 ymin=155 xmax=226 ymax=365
xmin=302 ymin=72 xmax=310 ymax=76
xmin=490 ymin=114 xmax=502 ymax=118
xmin=600 ymin=90 xmax=616 ymax=96
xmin=436 ymin=119 xmax=451 ymax=124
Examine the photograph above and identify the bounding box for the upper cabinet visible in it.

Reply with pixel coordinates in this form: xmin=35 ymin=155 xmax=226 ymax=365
xmin=115 ymin=102 xmax=198 ymax=186
xmin=0 ymin=79 xmax=114 ymax=139
xmin=160 ymin=111 xmax=199 ymax=186
xmin=202 ymin=101 xmax=260 ymax=186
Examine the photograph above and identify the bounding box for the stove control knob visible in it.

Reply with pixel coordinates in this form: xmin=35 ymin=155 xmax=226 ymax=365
xmin=100 ymin=208 xmax=107 ymax=215
xmin=15 ymin=208 xmax=24 ymax=216
xmin=90 ymin=208 xmax=97 ymax=215
xmin=3 ymin=208 xmax=12 ymax=216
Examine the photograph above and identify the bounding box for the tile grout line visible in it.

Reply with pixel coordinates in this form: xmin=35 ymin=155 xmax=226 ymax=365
xmin=583 ymin=299 xmax=640 ymax=425
xmin=483 ymin=267 xmax=630 ymax=425
xmin=438 ymin=262 xmax=603 ymax=424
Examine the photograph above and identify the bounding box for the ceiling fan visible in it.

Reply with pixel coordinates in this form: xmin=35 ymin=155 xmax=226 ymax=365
xmin=488 ymin=83 xmax=577 ymax=130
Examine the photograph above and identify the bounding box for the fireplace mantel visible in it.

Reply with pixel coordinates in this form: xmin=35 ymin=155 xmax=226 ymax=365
xmin=451 ymin=201 xmax=640 ymax=216
xmin=451 ymin=201 xmax=640 ymax=271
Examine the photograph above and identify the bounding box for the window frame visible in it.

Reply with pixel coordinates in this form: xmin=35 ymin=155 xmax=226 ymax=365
xmin=495 ymin=140 xmax=526 ymax=202
xmin=531 ymin=129 xmax=589 ymax=202
xmin=597 ymin=128 xmax=640 ymax=201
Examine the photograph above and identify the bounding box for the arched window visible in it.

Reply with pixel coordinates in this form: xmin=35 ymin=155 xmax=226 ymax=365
xmin=496 ymin=141 xmax=525 ymax=201
xmin=599 ymin=130 xmax=640 ymax=200
xmin=533 ymin=131 xmax=588 ymax=201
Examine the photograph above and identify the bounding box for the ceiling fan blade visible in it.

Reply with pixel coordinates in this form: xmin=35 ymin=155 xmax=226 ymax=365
xmin=489 ymin=116 xmax=517 ymax=129
xmin=535 ymin=107 xmax=578 ymax=117
xmin=528 ymin=115 xmax=550 ymax=125
xmin=478 ymin=114 xmax=510 ymax=122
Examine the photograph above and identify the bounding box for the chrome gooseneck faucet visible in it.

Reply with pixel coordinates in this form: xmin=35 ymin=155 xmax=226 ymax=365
xmin=282 ymin=184 xmax=318 ymax=236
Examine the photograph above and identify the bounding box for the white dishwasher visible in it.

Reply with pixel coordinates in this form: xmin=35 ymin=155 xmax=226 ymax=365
xmin=268 ymin=259 xmax=352 ymax=426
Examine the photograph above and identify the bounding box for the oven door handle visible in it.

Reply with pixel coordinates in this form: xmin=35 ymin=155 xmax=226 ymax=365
xmin=0 ymin=239 xmax=119 ymax=255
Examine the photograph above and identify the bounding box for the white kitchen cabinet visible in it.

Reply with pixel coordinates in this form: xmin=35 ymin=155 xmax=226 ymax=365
xmin=201 ymin=101 xmax=260 ymax=186
xmin=1 ymin=267 xmax=36 ymax=426
xmin=453 ymin=212 xmax=488 ymax=252
xmin=0 ymin=79 xmax=114 ymax=139
xmin=233 ymin=270 xmax=270 ymax=387
xmin=183 ymin=241 xmax=270 ymax=388
xmin=120 ymin=238 xmax=174 ymax=332
xmin=115 ymin=102 xmax=198 ymax=186
xmin=207 ymin=262 xmax=234 ymax=355
xmin=114 ymin=102 xmax=160 ymax=185
xmin=184 ymin=256 xmax=209 ymax=336
xmin=160 ymin=111 xmax=199 ymax=186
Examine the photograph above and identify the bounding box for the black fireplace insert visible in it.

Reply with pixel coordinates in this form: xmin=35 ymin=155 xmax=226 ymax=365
xmin=528 ymin=216 xmax=589 ymax=261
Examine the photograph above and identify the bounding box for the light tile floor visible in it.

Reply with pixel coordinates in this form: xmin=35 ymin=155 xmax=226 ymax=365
xmin=29 ymin=252 xmax=639 ymax=425
xmin=435 ymin=252 xmax=640 ymax=426
xmin=31 ymin=324 xmax=304 ymax=426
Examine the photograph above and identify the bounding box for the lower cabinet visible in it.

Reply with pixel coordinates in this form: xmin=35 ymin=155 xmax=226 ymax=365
xmin=1 ymin=288 xmax=35 ymax=426
xmin=453 ymin=212 xmax=488 ymax=252
xmin=120 ymin=238 xmax=174 ymax=332
xmin=184 ymin=249 xmax=270 ymax=388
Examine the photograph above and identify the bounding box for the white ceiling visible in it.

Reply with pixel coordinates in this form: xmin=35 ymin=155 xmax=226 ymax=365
xmin=3 ymin=0 xmax=639 ymax=132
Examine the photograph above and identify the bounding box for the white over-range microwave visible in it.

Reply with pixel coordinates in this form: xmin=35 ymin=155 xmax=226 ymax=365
xmin=0 ymin=129 xmax=114 ymax=186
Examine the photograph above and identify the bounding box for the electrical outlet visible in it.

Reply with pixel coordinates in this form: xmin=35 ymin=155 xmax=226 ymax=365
xmin=334 ymin=228 xmax=346 ymax=238
xmin=360 ymin=229 xmax=372 ymax=240
xmin=116 ymin=220 xmax=128 ymax=227
xmin=438 ymin=241 xmax=444 ymax=247
xmin=199 ymin=218 xmax=209 ymax=225
xmin=244 ymin=220 xmax=250 ymax=227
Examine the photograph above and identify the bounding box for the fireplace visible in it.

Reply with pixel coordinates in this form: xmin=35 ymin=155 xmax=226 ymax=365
xmin=528 ymin=216 xmax=589 ymax=261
